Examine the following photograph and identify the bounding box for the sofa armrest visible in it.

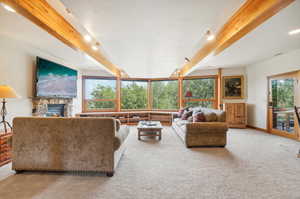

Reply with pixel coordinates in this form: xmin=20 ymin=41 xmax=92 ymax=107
xmin=172 ymin=113 xmax=180 ymax=121
xmin=114 ymin=125 xmax=130 ymax=151
xmin=186 ymin=122 xmax=228 ymax=135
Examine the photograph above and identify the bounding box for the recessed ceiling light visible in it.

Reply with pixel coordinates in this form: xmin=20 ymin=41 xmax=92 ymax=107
xmin=92 ymin=45 xmax=98 ymax=51
xmin=206 ymin=30 xmax=215 ymax=41
xmin=184 ymin=57 xmax=191 ymax=62
xmin=289 ymin=28 xmax=300 ymax=35
xmin=2 ymin=4 xmax=16 ymax=12
xmin=84 ymin=35 xmax=92 ymax=42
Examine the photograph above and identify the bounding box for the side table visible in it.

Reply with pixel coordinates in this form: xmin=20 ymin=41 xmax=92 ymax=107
xmin=0 ymin=131 xmax=12 ymax=167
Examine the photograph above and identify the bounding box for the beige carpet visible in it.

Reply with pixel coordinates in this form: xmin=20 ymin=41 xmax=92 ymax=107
xmin=0 ymin=127 xmax=300 ymax=199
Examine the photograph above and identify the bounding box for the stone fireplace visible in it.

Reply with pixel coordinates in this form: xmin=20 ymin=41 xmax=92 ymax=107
xmin=47 ymin=104 xmax=65 ymax=117
xmin=32 ymin=98 xmax=73 ymax=117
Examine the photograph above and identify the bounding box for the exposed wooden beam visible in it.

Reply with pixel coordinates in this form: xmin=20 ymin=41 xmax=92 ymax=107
xmin=180 ymin=0 xmax=294 ymax=76
xmin=0 ymin=0 xmax=121 ymax=76
xmin=214 ymin=0 xmax=295 ymax=55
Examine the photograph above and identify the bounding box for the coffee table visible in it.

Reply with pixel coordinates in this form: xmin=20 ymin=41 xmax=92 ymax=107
xmin=137 ymin=121 xmax=163 ymax=141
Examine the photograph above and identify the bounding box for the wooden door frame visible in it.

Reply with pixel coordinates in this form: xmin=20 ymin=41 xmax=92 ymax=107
xmin=267 ymin=71 xmax=299 ymax=140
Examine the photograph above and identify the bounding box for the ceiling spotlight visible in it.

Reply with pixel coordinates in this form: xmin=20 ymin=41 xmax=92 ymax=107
xmin=2 ymin=3 xmax=16 ymax=12
xmin=84 ymin=35 xmax=92 ymax=42
xmin=92 ymin=45 xmax=98 ymax=51
xmin=66 ymin=8 xmax=72 ymax=14
xmin=206 ymin=30 xmax=215 ymax=41
xmin=185 ymin=57 xmax=191 ymax=62
xmin=289 ymin=28 xmax=300 ymax=35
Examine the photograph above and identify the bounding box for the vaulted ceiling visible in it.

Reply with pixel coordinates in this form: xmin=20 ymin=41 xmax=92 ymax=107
xmin=0 ymin=0 xmax=299 ymax=77
xmin=60 ymin=0 xmax=246 ymax=77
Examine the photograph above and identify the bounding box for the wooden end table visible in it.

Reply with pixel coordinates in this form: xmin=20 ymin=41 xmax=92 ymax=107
xmin=137 ymin=121 xmax=163 ymax=141
xmin=0 ymin=131 xmax=12 ymax=167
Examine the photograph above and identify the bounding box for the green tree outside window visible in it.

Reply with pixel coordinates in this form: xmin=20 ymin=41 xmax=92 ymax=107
xmin=152 ymin=80 xmax=178 ymax=109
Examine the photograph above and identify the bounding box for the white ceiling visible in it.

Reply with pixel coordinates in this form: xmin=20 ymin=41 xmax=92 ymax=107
xmin=195 ymin=0 xmax=300 ymax=72
xmin=1 ymin=0 xmax=299 ymax=77
xmin=61 ymin=0 xmax=246 ymax=77
xmin=0 ymin=5 xmax=108 ymax=72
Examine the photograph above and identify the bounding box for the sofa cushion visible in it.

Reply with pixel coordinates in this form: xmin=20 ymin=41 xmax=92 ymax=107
xmin=187 ymin=116 xmax=193 ymax=122
xmin=199 ymin=108 xmax=226 ymax=122
xmin=193 ymin=112 xmax=206 ymax=122
xmin=174 ymin=118 xmax=189 ymax=127
xmin=191 ymin=106 xmax=202 ymax=113
xmin=203 ymin=112 xmax=217 ymax=122
xmin=216 ymin=111 xmax=226 ymax=122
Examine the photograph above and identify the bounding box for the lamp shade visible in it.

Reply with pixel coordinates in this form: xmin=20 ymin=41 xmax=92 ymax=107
xmin=0 ymin=85 xmax=18 ymax=98
xmin=185 ymin=90 xmax=193 ymax=98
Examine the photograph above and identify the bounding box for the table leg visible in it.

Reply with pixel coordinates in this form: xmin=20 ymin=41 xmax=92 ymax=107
xmin=138 ymin=130 xmax=141 ymax=140
xmin=159 ymin=130 xmax=161 ymax=140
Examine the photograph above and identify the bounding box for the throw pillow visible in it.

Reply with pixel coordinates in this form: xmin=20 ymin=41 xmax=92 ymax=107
xmin=181 ymin=110 xmax=193 ymax=120
xmin=193 ymin=112 xmax=206 ymax=122
xmin=187 ymin=116 xmax=193 ymax=122
xmin=178 ymin=106 xmax=192 ymax=117
xmin=178 ymin=108 xmax=185 ymax=118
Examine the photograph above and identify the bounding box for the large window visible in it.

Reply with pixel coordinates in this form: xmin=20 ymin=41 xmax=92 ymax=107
xmin=82 ymin=76 xmax=218 ymax=112
xmin=183 ymin=77 xmax=216 ymax=108
xmin=151 ymin=80 xmax=178 ymax=110
xmin=121 ymin=80 xmax=148 ymax=110
xmin=83 ymin=77 xmax=116 ymax=111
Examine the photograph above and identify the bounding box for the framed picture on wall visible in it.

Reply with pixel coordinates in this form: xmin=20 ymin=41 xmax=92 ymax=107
xmin=222 ymin=75 xmax=244 ymax=99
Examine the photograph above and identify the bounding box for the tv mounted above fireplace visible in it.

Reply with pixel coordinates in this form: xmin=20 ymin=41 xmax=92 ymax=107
xmin=36 ymin=57 xmax=78 ymax=98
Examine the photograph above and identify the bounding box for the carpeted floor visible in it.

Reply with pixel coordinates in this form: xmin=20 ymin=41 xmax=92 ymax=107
xmin=0 ymin=127 xmax=300 ymax=199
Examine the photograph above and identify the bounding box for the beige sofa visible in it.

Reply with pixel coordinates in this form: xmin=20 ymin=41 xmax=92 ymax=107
xmin=12 ymin=117 xmax=129 ymax=177
xmin=172 ymin=107 xmax=228 ymax=148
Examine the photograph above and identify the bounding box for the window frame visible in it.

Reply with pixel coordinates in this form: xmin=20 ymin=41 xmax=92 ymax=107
xmin=182 ymin=75 xmax=218 ymax=109
xmin=82 ymin=76 xmax=118 ymax=112
xmin=82 ymin=75 xmax=219 ymax=112
xmin=150 ymin=78 xmax=180 ymax=111
xmin=120 ymin=78 xmax=149 ymax=111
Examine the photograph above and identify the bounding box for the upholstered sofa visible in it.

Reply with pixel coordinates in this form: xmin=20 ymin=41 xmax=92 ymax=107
xmin=172 ymin=107 xmax=228 ymax=148
xmin=12 ymin=117 xmax=129 ymax=177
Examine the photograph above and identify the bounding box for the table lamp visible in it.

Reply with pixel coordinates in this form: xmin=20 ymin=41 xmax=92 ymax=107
xmin=0 ymin=85 xmax=18 ymax=133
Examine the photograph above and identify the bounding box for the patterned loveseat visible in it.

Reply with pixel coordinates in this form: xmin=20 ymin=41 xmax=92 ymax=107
xmin=12 ymin=117 xmax=129 ymax=177
xmin=172 ymin=107 xmax=228 ymax=148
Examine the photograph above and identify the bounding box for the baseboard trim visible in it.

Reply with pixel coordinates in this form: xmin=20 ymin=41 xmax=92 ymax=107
xmin=247 ymin=125 xmax=268 ymax=133
xmin=247 ymin=125 xmax=300 ymax=141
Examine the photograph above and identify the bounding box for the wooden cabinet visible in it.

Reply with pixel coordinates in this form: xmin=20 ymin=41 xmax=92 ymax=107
xmin=0 ymin=131 xmax=12 ymax=167
xmin=225 ymin=103 xmax=247 ymax=128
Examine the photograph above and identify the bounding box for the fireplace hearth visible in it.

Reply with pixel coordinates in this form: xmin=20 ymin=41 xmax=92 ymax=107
xmin=46 ymin=104 xmax=65 ymax=117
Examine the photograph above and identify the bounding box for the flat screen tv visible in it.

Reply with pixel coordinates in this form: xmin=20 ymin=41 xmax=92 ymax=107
xmin=36 ymin=57 xmax=78 ymax=98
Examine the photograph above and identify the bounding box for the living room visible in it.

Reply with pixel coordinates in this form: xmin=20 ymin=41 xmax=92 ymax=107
xmin=0 ymin=0 xmax=300 ymax=198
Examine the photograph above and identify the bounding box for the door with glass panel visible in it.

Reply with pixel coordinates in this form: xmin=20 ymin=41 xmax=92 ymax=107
xmin=268 ymin=72 xmax=299 ymax=139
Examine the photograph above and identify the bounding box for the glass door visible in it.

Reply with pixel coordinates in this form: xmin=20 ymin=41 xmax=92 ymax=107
xmin=268 ymin=74 xmax=298 ymax=139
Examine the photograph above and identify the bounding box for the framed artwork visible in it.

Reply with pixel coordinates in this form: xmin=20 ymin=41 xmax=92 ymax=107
xmin=222 ymin=76 xmax=244 ymax=99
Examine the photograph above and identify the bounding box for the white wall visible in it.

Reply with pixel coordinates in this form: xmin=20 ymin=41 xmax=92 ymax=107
xmin=246 ymin=48 xmax=300 ymax=129
xmin=0 ymin=35 xmax=83 ymax=130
